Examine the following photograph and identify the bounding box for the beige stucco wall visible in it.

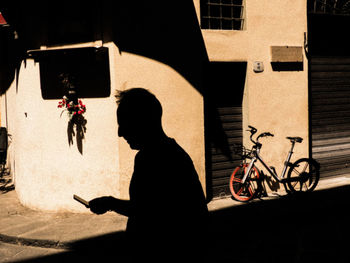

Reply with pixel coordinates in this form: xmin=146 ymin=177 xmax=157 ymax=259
xmin=1 ymin=41 xmax=205 ymax=212
xmin=195 ymin=0 xmax=309 ymax=190
xmin=2 ymin=43 xmax=121 ymax=212
xmin=113 ymin=49 xmax=205 ymax=200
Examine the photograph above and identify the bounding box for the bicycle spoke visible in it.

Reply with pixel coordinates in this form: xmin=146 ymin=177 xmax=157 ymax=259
xmin=232 ymin=177 xmax=242 ymax=183
xmin=236 ymin=187 xmax=244 ymax=196
xmin=301 ymin=163 xmax=309 ymax=174
xmin=304 ymin=180 xmax=311 ymax=190
xmin=308 ymin=176 xmax=314 ymax=186
xmin=291 ymin=181 xmax=298 ymax=189
xmin=305 ymin=182 xmax=310 ymax=190
xmin=302 ymin=182 xmax=308 ymax=191
xmin=248 ymin=184 xmax=254 ymax=196
xmin=292 ymin=168 xmax=301 ymax=176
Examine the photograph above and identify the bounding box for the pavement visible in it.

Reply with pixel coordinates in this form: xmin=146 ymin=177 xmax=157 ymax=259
xmin=1 ymin=174 xmax=350 ymax=262
xmin=0 ymin=189 xmax=128 ymax=250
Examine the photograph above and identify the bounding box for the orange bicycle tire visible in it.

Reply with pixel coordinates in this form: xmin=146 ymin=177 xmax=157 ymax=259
xmin=229 ymin=163 xmax=260 ymax=202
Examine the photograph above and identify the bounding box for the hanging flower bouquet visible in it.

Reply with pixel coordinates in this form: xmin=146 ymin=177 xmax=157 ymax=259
xmin=58 ymin=96 xmax=86 ymax=120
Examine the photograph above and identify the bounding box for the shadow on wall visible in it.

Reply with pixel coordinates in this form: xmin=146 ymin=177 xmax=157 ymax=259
xmin=0 ymin=1 xmax=208 ymax=94
xmin=0 ymin=20 xmax=23 ymax=94
xmin=203 ymin=62 xmax=246 ymax=198
xmin=0 ymin=1 xmax=238 ymax=200
xmin=67 ymin=115 xmax=87 ymax=155
xmin=106 ymin=1 xmax=208 ymax=90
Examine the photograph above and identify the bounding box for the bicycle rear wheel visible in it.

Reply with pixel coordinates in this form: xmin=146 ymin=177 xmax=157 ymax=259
xmin=286 ymin=158 xmax=320 ymax=193
xmin=229 ymin=163 xmax=260 ymax=202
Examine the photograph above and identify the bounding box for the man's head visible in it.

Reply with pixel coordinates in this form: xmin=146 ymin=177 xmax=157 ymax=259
xmin=116 ymin=88 xmax=163 ymax=150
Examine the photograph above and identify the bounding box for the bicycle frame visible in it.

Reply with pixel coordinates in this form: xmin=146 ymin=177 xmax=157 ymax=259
xmin=241 ymin=141 xmax=296 ymax=184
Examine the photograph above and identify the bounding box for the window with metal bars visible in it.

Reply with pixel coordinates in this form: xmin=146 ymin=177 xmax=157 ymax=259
xmin=308 ymin=0 xmax=350 ymax=15
xmin=200 ymin=0 xmax=244 ymax=30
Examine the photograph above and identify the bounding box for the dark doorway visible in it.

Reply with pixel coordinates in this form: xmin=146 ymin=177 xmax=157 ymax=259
xmin=204 ymin=62 xmax=246 ymax=199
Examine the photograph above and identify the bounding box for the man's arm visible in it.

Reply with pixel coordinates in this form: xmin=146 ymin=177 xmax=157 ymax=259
xmin=89 ymin=196 xmax=132 ymax=217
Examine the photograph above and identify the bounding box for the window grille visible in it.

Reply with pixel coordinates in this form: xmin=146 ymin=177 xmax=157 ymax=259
xmin=308 ymin=0 xmax=350 ymax=15
xmin=200 ymin=0 xmax=244 ymax=30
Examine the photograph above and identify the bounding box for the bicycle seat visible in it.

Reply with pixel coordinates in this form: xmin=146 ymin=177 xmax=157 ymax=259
xmin=286 ymin=137 xmax=303 ymax=143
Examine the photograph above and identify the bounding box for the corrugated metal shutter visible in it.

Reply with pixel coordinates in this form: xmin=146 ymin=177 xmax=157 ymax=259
xmin=210 ymin=107 xmax=242 ymax=197
xmin=311 ymin=57 xmax=350 ymax=178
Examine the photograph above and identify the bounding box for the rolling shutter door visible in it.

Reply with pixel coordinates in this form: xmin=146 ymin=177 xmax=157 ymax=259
xmin=210 ymin=107 xmax=242 ymax=197
xmin=311 ymin=57 xmax=350 ymax=178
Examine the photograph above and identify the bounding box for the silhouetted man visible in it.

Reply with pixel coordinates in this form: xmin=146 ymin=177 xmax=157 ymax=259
xmin=89 ymin=88 xmax=208 ymax=261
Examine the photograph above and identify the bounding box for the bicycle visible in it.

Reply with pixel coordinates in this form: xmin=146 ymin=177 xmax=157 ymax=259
xmin=229 ymin=125 xmax=320 ymax=202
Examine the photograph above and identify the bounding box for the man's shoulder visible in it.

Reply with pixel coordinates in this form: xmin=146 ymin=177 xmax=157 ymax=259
xmin=161 ymin=138 xmax=192 ymax=161
xmin=136 ymin=138 xmax=193 ymax=165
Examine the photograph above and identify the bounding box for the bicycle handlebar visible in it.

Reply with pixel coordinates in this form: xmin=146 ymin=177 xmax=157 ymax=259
xmin=247 ymin=125 xmax=257 ymax=134
xmin=247 ymin=125 xmax=257 ymax=144
xmin=257 ymin=132 xmax=274 ymax=142
xmin=247 ymin=126 xmax=274 ymax=145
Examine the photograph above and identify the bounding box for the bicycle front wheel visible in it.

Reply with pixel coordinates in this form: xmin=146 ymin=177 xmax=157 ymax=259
xmin=229 ymin=163 xmax=260 ymax=202
xmin=286 ymin=158 xmax=320 ymax=193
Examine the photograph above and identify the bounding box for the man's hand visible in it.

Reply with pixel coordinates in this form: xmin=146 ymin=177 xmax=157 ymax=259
xmin=89 ymin=196 xmax=113 ymax=215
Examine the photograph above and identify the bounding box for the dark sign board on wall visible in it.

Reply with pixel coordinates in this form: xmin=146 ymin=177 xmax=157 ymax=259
xmin=28 ymin=47 xmax=111 ymax=100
